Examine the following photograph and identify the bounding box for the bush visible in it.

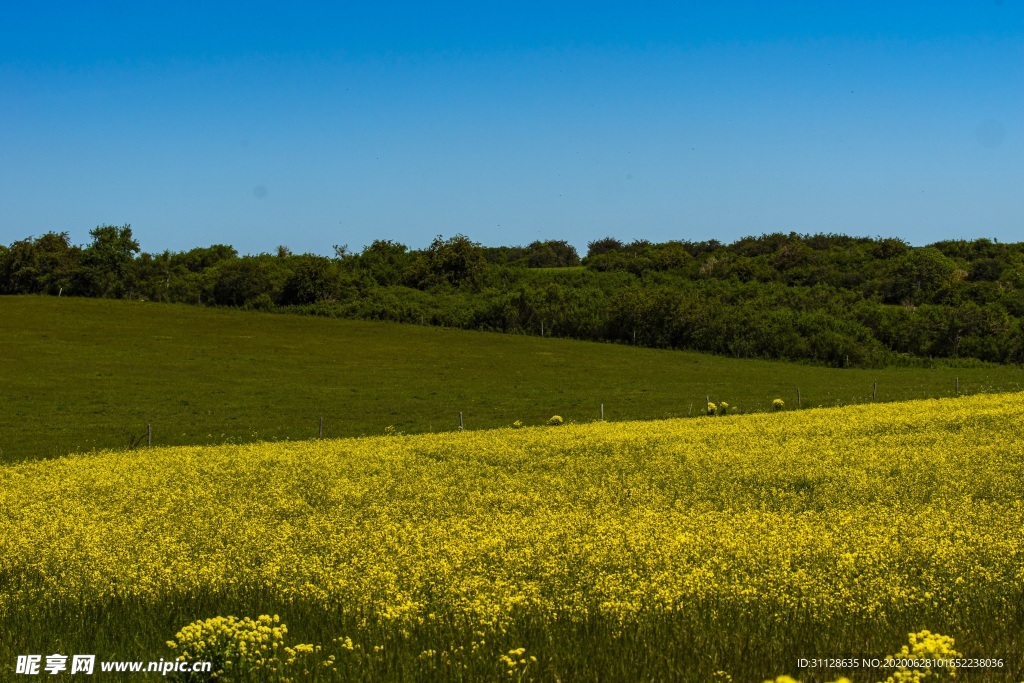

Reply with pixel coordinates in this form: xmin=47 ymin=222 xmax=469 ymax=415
xmin=547 ymin=415 xmax=564 ymax=426
xmin=772 ymin=398 xmax=785 ymax=411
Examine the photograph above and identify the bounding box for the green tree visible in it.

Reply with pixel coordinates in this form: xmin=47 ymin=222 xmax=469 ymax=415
xmin=280 ymin=256 xmax=339 ymax=305
xmin=586 ymin=237 xmax=624 ymax=258
xmin=176 ymin=245 xmax=238 ymax=272
xmin=357 ymin=240 xmax=413 ymax=286
xmin=0 ymin=232 xmax=81 ymax=294
xmin=211 ymin=257 xmax=284 ymax=307
xmin=71 ymin=225 xmax=140 ymax=298
xmin=887 ymin=247 xmax=957 ymax=304
xmin=410 ymin=234 xmax=487 ymax=289
xmin=524 ymin=240 xmax=580 ymax=268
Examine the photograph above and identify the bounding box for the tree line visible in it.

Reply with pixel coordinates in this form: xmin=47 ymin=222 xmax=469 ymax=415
xmin=3 ymin=225 xmax=1023 ymax=367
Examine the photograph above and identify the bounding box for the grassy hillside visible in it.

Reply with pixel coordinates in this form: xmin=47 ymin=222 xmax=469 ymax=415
xmin=3 ymin=294 xmax=1024 ymax=462
xmin=2 ymin=393 xmax=1022 ymax=681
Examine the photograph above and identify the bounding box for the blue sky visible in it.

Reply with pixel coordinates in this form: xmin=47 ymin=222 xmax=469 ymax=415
xmin=1 ymin=2 xmax=1021 ymax=256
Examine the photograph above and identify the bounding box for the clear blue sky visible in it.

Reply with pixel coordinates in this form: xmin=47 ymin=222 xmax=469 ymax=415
xmin=1 ymin=1 xmax=1021 ymax=256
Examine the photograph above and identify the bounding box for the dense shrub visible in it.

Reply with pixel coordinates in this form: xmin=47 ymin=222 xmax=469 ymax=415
xmin=3 ymin=230 xmax=1023 ymax=367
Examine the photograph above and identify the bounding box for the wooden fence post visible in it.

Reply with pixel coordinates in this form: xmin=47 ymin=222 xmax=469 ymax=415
xmin=319 ymin=417 xmax=323 ymax=439
xmin=147 ymin=423 xmax=152 ymax=447
xmin=459 ymin=412 xmax=464 ymax=431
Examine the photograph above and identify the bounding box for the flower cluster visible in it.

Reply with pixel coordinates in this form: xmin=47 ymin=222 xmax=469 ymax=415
xmin=166 ymin=614 xmax=320 ymax=681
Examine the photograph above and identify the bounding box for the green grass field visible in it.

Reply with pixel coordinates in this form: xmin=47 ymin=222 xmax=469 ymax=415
xmin=3 ymin=294 xmax=1024 ymax=463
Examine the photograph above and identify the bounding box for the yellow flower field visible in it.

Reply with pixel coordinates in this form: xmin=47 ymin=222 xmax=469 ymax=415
xmin=2 ymin=393 xmax=1022 ymax=681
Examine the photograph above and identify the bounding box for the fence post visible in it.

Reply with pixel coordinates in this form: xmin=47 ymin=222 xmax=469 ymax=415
xmin=956 ymin=377 xmax=959 ymax=397
xmin=319 ymin=417 xmax=323 ymax=439
xmin=600 ymin=404 xmax=604 ymax=420
xmin=147 ymin=423 xmax=152 ymax=447
xmin=459 ymin=412 xmax=464 ymax=431
xmin=797 ymin=388 xmax=801 ymax=408
xmin=873 ymin=382 xmax=877 ymax=400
